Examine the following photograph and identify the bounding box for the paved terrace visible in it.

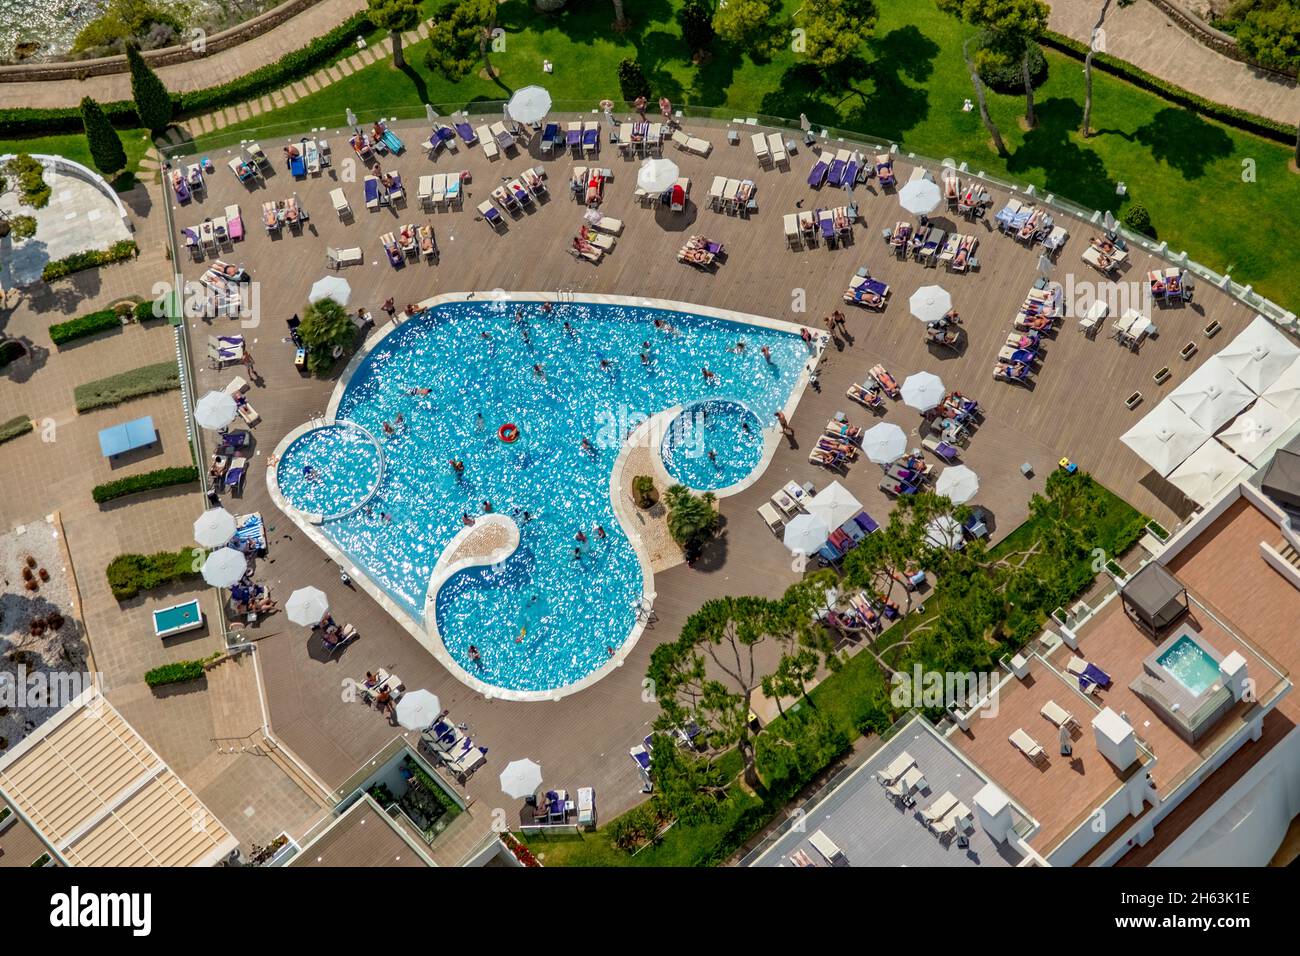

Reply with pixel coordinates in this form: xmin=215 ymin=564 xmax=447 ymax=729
xmin=168 ymin=114 xmax=1277 ymax=828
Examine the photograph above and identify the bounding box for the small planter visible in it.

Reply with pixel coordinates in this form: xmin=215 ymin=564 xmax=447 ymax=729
xmin=1105 ymin=559 xmax=1127 ymax=579
xmin=1145 ymin=520 xmax=1170 ymax=542
xmin=0 ymin=806 xmax=16 ymax=836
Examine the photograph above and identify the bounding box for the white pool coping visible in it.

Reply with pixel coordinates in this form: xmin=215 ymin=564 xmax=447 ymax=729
xmin=274 ymin=292 xmax=823 ymax=702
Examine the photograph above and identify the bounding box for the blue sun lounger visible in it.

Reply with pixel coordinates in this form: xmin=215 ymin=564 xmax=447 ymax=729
xmin=289 ymin=151 xmax=306 ymax=177
xmin=844 ymin=158 xmax=860 ymax=185
xmin=808 ymin=159 xmax=828 ymax=187
xmin=435 ymin=125 xmax=456 ymax=147
xmin=381 ymin=128 xmax=404 ymax=153
xmin=582 ymin=123 xmax=600 ymax=151
xmin=98 ymin=415 xmax=156 ymax=458
xmin=364 ymin=176 xmax=381 ymax=208
xmin=854 ymin=512 xmax=880 ymax=535
xmin=828 ymin=157 xmax=846 ymax=187
xmin=541 ymin=122 xmax=560 ymax=153
xmin=454 ymin=121 xmax=476 ymax=145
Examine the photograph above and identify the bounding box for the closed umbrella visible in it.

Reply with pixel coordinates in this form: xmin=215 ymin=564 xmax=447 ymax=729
xmin=193 ymin=508 xmax=237 ymax=548
xmin=783 ymin=513 xmax=830 ymax=555
xmin=862 ymin=422 xmax=908 ymax=464
xmin=395 ymin=688 xmax=442 ymax=730
xmin=898 ymin=178 xmax=941 ymax=216
xmin=936 ymin=465 xmax=980 ymax=504
xmin=201 ymin=547 xmax=246 ymax=588
xmin=637 ymin=157 xmax=679 ymax=194
xmin=500 ymin=758 xmax=544 ymax=799
xmin=901 ymin=372 xmax=946 ymax=411
xmin=909 ymin=285 xmax=952 ymax=323
xmin=286 ymin=586 xmax=329 ymax=626
xmin=508 ymin=85 xmax=552 ymax=124
xmin=425 ymin=103 xmax=437 ymax=123
xmin=346 ymin=108 xmax=357 ymax=128
xmin=309 ymin=275 xmax=352 ymax=306
xmin=194 ymin=391 xmax=237 ymax=431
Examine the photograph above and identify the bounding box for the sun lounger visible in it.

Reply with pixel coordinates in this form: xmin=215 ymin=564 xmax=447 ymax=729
xmin=1041 ymin=699 xmax=1078 ymax=730
xmin=325 ymin=188 xmax=349 ymax=221
xmin=477 ymin=200 xmax=504 ymax=230
xmin=1043 ymin=225 xmax=1068 ymax=252
xmin=304 ymin=140 xmax=320 ymax=175
xmin=751 ymin=131 xmax=770 ymax=164
xmin=588 ymin=215 xmax=622 ymax=234
xmin=935 ymin=801 xmax=972 ymax=840
xmin=874 ymin=153 xmax=895 ymax=187
xmin=418 ymin=175 xmax=435 ymax=208
xmin=540 ymin=122 xmax=559 ymax=154
xmin=379 ymin=127 xmax=403 ymax=154
xmin=245 ymin=142 xmax=269 ymax=168
xmin=877 ymin=751 xmax=915 ymax=786
xmin=1010 ymin=728 xmax=1046 ymax=763
xmin=784 ymin=213 xmax=802 ymax=249
xmin=670 ymin=178 xmax=689 ymax=212
xmin=921 ymin=791 xmax=958 ymax=827
xmin=770 ymin=488 xmax=800 ymax=516
xmin=869 ymin=364 xmax=899 ymax=397
xmin=454 ymin=121 xmax=476 ymax=146
xmin=766 ymin=132 xmax=787 ymax=166
xmin=629 ymin=744 xmax=651 ymax=773
xmin=1066 ymin=655 xmax=1112 ymax=692
xmin=261 ymin=200 xmax=280 ymax=231
xmin=234 ymin=399 xmax=260 ymax=426
xmin=222 ymin=204 xmax=244 ymax=242
xmin=380 ymin=232 xmax=403 ymax=267
xmin=709 ymin=175 xmax=726 ymax=211
xmin=758 ymin=501 xmax=785 ymax=534
xmin=847 ymin=381 xmax=884 ymax=409
xmin=326 ymin=246 xmax=364 ymax=268
xmin=364 ymin=176 xmax=380 ymax=211
xmin=476 ymin=126 xmax=499 ymax=159
xmin=582 ymin=120 xmax=600 ymax=153
xmin=227 ymin=156 xmax=256 ymax=183
xmin=809 ymin=829 xmax=845 ymax=865
xmin=490 ymin=120 xmax=515 ymax=153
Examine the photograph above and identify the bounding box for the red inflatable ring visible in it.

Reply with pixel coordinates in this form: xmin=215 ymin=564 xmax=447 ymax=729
xmin=498 ymin=423 xmax=520 ymax=443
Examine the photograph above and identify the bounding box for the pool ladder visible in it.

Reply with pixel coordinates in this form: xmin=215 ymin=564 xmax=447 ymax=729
xmin=555 ymin=288 xmax=575 ymax=305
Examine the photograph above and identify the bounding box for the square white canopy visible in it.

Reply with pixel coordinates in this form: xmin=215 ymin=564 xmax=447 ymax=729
xmin=1215 ymin=316 xmax=1300 ymax=394
xmin=1215 ymin=400 xmax=1294 ymax=463
xmin=1260 ymin=357 xmax=1300 ymax=418
xmin=1167 ymin=438 xmax=1246 ymax=506
xmin=1120 ymin=398 xmax=1210 ymax=477
xmin=1168 ymin=356 xmax=1256 ymax=434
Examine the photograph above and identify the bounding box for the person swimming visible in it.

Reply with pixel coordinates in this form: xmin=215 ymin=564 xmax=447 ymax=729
xmin=533 ymin=363 xmax=545 ymax=378
xmin=580 ymin=437 xmax=593 ymax=453
xmin=408 ymin=387 xmax=431 ymax=396
xmin=761 ymin=345 xmax=772 ymax=363
xmin=595 ymin=525 xmax=606 ymax=539
xmin=563 ymin=321 xmax=575 ymax=337
xmin=449 ymin=458 xmax=465 ymax=476
xmin=382 ymin=421 xmax=395 ymax=435
xmin=575 ymin=530 xmax=588 ymax=544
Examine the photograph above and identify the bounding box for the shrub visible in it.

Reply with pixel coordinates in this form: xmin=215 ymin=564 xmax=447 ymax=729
xmin=144 ymin=659 xmax=208 ymax=687
xmin=1123 ymin=202 xmax=1154 ymax=237
xmin=617 ymin=58 xmax=651 ymax=103
xmin=6 ymin=154 xmax=51 ymax=208
xmin=74 ymin=361 xmax=180 ymax=412
xmin=606 ymin=803 xmax=661 ymax=853
xmin=42 ymin=240 xmax=139 ymax=283
xmin=92 ymin=465 xmax=199 ymax=503
xmin=135 ymin=298 xmax=165 ymax=321
xmin=9 ymin=215 xmax=36 ymax=240
xmin=106 ymin=546 xmax=203 ymax=600
xmin=973 ymin=29 xmax=1047 ymax=94
xmin=0 ymin=415 xmax=33 ymax=444
xmin=126 ymin=43 xmax=173 ymax=134
xmin=632 ymin=475 xmax=657 ymax=509
xmin=81 ymin=95 xmax=128 ymax=177
xmin=48 ymin=308 xmax=121 ymax=346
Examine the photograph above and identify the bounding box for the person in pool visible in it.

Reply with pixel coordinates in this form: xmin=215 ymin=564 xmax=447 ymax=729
xmin=595 ymin=525 xmax=606 ymax=540
xmin=563 ymin=321 xmax=575 ymax=337
xmin=761 ymin=345 xmax=772 ymax=363
xmin=408 ymin=387 xmax=431 ymax=396
xmin=449 ymin=458 xmax=465 ymax=476
xmin=580 ymin=437 xmax=593 ymax=453
xmin=533 ymin=363 xmax=545 ymax=379
xmin=468 ymin=645 xmax=483 ymax=668
xmin=382 ymin=421 xmax=395 ymax=435
xmin=575 ymin=530 xmax=588 ymax=544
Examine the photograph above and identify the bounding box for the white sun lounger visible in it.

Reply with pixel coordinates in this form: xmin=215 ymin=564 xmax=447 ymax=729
xmin=885 ymin=766 xmax=927 ymax=802
xmin=935 ymin=800 xmax=972 ymax=839
xmin=418 ymin=175 xmax=434 ymax=207
xmin=757 ymin=502 xmax=784 ymax=534
xmin=878 ymin=751 xmax=915 ymax=786
xmin=586 ymin=231 xmax=616 ymax=251
xmin=752 ymin=131 xmax=770 ymax=164
xmin=922 ymin=791 xmax=958 ymax=827
xmin=767 ymin=132 xmax=787 ymax=166
xmin=1010 ymin=728 xmax=1046 ymax=763
xmin=589 ymin=215 xmax=623 ymax=234
xmin=476 ymin=126 xmax=499 ymax=159
xmin=1041 ymin=699 xmax=1078 ymax=730
xmin=331 ymin=188 xmax=351 ymax=218
xmin=809 ymin=829 xmax=846 ymax=865
xmin=708 ymin=175 xmax=726 ymax=210
xmin=784 ymin=213 xmax=801 ymax=249
xmin=326 ymin=246 xmax=364 ymax=268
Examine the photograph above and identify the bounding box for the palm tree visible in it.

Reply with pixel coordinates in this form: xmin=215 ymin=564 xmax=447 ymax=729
xmin=664 ymin=484 xmax=719 ymax=557
xmin=1082 ymin=0 xmax=1134 ymax=137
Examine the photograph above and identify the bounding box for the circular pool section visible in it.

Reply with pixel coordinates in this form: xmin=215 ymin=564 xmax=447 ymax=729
xmin=661 ymin=399 xmax=765 ymax=491
xmin=276 ymin=422 xmax=384 ymax=519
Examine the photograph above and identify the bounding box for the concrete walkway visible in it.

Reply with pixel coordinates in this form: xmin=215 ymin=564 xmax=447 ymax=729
xmin=1047 ymin=0 xmax=1299 ymax=127
xmin=0 ymin=0 xmax=366 ymax=111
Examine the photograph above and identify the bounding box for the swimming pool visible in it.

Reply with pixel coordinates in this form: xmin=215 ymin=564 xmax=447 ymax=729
xmin=661 ymin=400 xmax=765 ymax=492
xmin=277 ymin=422 xmax=384 ymax=519
xmin=275 ymin=297 xmax=809 ymax=695
xmin=1157 ymin=636 xmax=1222 ymax=696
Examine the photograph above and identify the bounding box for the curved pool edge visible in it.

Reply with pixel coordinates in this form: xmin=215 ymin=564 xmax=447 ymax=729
xmin=650 ymin=401 xmax=785 ymax=500
xmin=267 ymin=418 xmax=385 ymax=524
xmin=285 ymin=291 xmax=828 ymax=702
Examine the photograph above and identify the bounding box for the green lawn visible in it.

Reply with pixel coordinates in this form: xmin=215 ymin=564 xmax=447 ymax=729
xmin=1 ymin=129 xmax=153 ymax=190
xmin=190 ymin=0 xmax=1298 ymax=311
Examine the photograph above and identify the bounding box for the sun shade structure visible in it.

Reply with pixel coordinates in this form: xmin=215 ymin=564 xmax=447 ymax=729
xmin=193 ymin=391 xmax=237 ymax=431
xmin=909 ymin=285 xmax=952 ymax=324
xmin=805 ymin=480 xmax=863 ymax=529
xmin=499 ymin=758 xmax=544 ymax=799
xmin=1121 ymin=562 xmax=1189 ymax=636
xmin=898 ymin=178 xmax=941 ymax=216
xmin=1120 ymin=398 xmax=1210 ymax=477
xmin=901 ymin=371 xmax=946 ymax=411
xmin=1168 ymin=356 xmax=1256 ymax=434
xmin=508 ymin=85 xmax=552 ymax=124
xmin=637 ymin=157 xmax=679 ymax=194
xmin=924 ymin=515 xmax=964 ymax=550
xmin=1166 ymin=439 xmax=1245 ymax=505
xmin=784 ymin=513 xmax=830 ymax=555
xmin=309 ymin=275 xmax=352 ymax=306
xmin=935 ymin=465 xmax=979 ymax=504
xmin=0 ymin=688 xmax=238 ymax=866
xmin=1260 ymin=358 xmax=1300 ymax=418
xmin=1215 ymin=400 xmax=1292 ymax=462
xmin=193 ymin=508 xmax=237 ymax=547
xmin=1260 ymin=448 xmax=1300 ymax=511
xmin=395 ymin=689 xmax=442 ymax=731
xmin=861 ymin=422 xmax=909 ymax=464
xmin=1215 ymin=316 xmax=1300 ymax=394
xmin=201 ymin=547 xmax=246 ymax=588
xmin=286 ymin=586 xmax=329 ymax=625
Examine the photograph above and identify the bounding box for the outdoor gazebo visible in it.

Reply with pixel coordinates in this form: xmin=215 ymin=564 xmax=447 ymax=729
xmin=1121 ymin=562 xmax=1189 ymax=637
xmin=1260 ymin=448 xmax=1300 ymax=511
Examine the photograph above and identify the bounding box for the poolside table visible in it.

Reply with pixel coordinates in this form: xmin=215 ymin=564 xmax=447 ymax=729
xmin=98 ymin=416 xmax=156 ymax=458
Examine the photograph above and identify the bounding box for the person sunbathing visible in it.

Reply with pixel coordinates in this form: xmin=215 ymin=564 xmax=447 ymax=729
xmin=810 ymin=448 xmax=843 ymax=466
xmin=1151 ymin=279 xmax=1166 ymax=293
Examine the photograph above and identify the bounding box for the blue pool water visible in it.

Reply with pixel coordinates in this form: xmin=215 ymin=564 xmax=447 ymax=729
xmin=281 ymin=300 xmax=806 ymax=692
xmin=278 ymin=423 xmax=383 ymax=518
xmin=1157 ymin=636 xmax=1221 ymax=696
xmin=662 ymin=400 xmax=766 ymax=491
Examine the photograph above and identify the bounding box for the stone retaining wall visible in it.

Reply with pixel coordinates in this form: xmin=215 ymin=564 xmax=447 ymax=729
xmin=1147 ymin=0 xmax=1298 ymax=79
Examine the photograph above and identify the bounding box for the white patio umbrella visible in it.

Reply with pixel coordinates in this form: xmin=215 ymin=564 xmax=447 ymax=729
xmin=783 ymin=513 xmax=830 ymax=555
xmin=909 ymin=285 xmax=952 ymax=323
xmin=1168 ymin=356 xmax=1256 ymax=434
xmin=499 ymin=758 xmax=544 ymax=799
xmin=193 ymin=508 xmax=237 ymax=548
xmin=507 ymin=85 xmax=552 ymax=124
xmin=194 ymin=391 xmax=237 ymax=431
xmin=1167 ymin=439 xmax=1246 ymax=506
xmin=637 ymin=157 xmax=679 ymax=194
xmin=1103 ymin=210 xmax=1116 ymax=232
xmin=1216 ymin=316 xmax=1300 ymax=394
xmin=861 ymin=422 xmax=908 ymax=464
xmin=935 ymin=465 xmax=980 ymax=504
xmin=201 ymin=547 xmax=246 ymax=588
xmin=1120 ymin=398 xmax=1210 ymax=477
xmin=308 ymin=275 xmax=352 ymax=306
xmin=1036 ymin=253 xmax=1054 ymax=278
xmin=806 ymin=480 xmax=863 ymax=530
xmin=1215 ymin=400 xmax=1291 ymax=462
xmin=898 ymin=178 xmax=941 ymax=216
xmin=924 ymin=515 xmax=964 ymax=550
xmin=286 ymin=586 xmax=329 ymax=626
xmin=1260 ymin=357 xmax=1300 ymax=417
xmin=901 ymin=372 xmax=946 ymax=411
xmin=395 ymin=689 xmax=442 ymax=731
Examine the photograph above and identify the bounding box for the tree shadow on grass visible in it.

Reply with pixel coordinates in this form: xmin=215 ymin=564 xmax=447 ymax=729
xmin=1129 ymin=108 xmax=1235 ymax=181
xmin=1004 ymin=97 xmax=1117 ymax=213
xmin=824 ymin=27 xmax=941 ymax=142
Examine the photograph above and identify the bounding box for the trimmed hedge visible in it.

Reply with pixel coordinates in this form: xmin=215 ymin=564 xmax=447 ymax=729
xmin=0 ymin=415 xmax=33 ymax=444
xmin=92 ymin=465 xmax=199 ymax=503
xmin=49 ymin=308 xmax=121 ymax=345
xmin=145 ymin=659 xmax=208 ymax=687
xmin=74 ymin=361 xmax=180 ymax=412
xmin=1043 ymin=30 xmax=1296 ymax=145
xmin=107 ymin=546 xmax=204 ymax=600
xmin=42 ymin=239 xmax=139 ymax=283
xmin=135 ymin=298 xmax=166 ymax=321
